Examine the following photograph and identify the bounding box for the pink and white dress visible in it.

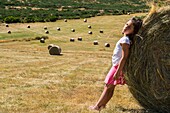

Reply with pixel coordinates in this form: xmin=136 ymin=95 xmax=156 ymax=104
xmin=104 ymin=36 xmax=130 ymax=85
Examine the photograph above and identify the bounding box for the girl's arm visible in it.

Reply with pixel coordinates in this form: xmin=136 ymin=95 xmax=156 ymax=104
xmin=114 ymin=43 xmax=130 ymax=79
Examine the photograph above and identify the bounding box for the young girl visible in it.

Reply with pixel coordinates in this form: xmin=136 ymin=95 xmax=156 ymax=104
xmin=89 ymin=17 xmax=143 ymax=111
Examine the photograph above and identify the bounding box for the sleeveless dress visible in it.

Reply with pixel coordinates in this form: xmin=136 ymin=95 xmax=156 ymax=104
xmin=104 ymin=36 xmax=130 ymax=85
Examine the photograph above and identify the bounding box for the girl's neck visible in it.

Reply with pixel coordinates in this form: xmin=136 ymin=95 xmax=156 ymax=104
xmin=124 ymin=34 xmax=128 ymax=37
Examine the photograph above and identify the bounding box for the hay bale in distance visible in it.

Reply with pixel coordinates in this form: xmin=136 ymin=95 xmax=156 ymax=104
xmin=88 ymin=31 xmax=92 ymax=34
xmin=127 ymin=12 xmax=131 ymax=15
xmin=57 ymin=27 xmax=61 ymax=31
xmin=27 ymin=25 xmax=30 ymax=28
xmin=71 ymin=29 xmax=75 ymax=32
xmin=7 ymin=30 xmax=11 ymax=34
xmin=70 ymin=38 xmax=75 ymax=42
xmin=88 ymin=25 xmax=91 ymax=29
xmin=99 ymin=30 xmax=104 ymax=33
xmin=45 ymin=30 xmax=49 ymax=34
xmin=84 ymin=18 xmax=87 ymax=22
xmin=124 ymin=7 xmax=170 ymax=113
xmin=49 ymin=45 xmax=61 ymax=55
xmin=93 ymin=40 xmax=98 ymax=45
xmin=105 ymin=43 xmax=110 ymax=47
xmin=5 ymin=24 xmax=9 ymax=27
xmin=44 ymin=26 xmax=47 ymax=30
xmin=64 ymin=19 xmax=67 ymax=22
xmin=40 ymin=38 xmax=45 ymax=43
xmin=78 ymin=37 xmax=82 ymax=41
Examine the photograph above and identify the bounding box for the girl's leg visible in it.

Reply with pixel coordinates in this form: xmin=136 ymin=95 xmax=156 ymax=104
xmin=90 ymin=84 xmax=116 ymax=110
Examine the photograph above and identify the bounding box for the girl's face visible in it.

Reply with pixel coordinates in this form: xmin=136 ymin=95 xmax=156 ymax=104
xmin=122 ymin=20 xmax=134 ymax=35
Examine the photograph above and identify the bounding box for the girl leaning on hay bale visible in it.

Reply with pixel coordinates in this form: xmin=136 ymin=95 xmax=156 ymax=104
xmin=89 ymin=17 xmax=143 ymax=111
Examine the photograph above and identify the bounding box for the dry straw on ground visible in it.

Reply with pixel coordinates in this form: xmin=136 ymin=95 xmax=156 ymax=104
xmin=124 ymin=6 xmax=170 ymax=113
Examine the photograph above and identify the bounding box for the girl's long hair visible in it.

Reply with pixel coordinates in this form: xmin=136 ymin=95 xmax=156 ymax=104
xmin=127 ymin=17 xmax=143 ymax=43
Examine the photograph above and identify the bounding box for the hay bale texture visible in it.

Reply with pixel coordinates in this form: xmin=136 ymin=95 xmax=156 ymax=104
xmin=124 ymin=7 xmax=170 ymax=113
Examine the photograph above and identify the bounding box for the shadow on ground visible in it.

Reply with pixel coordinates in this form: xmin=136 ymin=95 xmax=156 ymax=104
xmin=117 ymin=106 xmax=159 ymax=113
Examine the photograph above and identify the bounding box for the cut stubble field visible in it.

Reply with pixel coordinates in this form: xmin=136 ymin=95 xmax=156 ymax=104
xmin=0 ymin=13 xmax=146 ymax=113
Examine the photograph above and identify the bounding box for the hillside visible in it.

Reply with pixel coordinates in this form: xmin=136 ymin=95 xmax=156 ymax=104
xmin=0 ymin=0 xmax=149 ymax=23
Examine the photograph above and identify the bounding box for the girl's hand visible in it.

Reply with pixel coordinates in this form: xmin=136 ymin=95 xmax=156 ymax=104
xmin=113 ymin=71 xmax=120 ymax=80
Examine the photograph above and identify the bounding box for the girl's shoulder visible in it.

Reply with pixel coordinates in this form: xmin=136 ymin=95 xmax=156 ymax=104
xmin=121 ymin=36 xmax=130 ymax=40
xmin=119 ymin=36 xmax=130 ymax=44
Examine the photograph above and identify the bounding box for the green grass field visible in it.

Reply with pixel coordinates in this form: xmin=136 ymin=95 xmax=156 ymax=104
xmin=0 ymin=13 xmax=147 ymax=113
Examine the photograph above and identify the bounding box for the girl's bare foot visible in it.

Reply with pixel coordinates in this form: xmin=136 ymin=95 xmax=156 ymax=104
xmin=89 ymin=105 xmax=105 ymax=111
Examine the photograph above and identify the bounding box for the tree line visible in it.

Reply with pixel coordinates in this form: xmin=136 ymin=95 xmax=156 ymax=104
xmin=0 ymin=0 xmax=149 ymax=23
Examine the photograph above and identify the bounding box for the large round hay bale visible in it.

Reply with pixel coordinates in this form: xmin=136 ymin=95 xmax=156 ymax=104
xmin=49 ymin=45 xmax=61 ymax=55
xmin=124 ymin=7 xmax=170 ymax=113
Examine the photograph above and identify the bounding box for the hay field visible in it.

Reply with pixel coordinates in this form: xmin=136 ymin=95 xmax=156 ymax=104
xmin=0 ymin=13 xmax=146 ymax=113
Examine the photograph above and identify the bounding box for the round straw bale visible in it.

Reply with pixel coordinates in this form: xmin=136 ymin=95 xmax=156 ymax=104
xmin=27 ymin=25 xmax=30 ymax=28
xmin=7 ymin=30 xmax=11 ymax=34
xmin=40 ymin=38 xmax=45 ymax=43
xmin=49 ymin=45 xmax=61 ymax=55
xmin=88 ymin=31 xmax=92 ymax=34
xmin=127 ymin=12 xmax=131 ymax=15
xmin=105 ymin=43 xmax=110 ymax=47
xmin=78 ymin=37 xmax=82 ymax=41
xmin=84 ymin=18 xmax=87 ymax=22
xmin=57 ymin=27 xmax=61 ymax=31
xmin=88 ymin=25 xmax=91 ymax=29
xmin=6 ymin=24 xmax=9 ymax=27
xmin=93 ymin=40 xmax=98 ymax=45
xmin=64 ymin=19 xmax=67 ymax=22
xmin=45 ymin=30 xmax=49 ymax=34
xmin=124 ymin=7 xmax=170 ymax=113
xmin=44 ymin=26 xmax=47 ymax=30
xmin=71 ymin=29 xmax=75 ymax=32
xmin=100 ymin=30 xmax=104 ymax=33
xmin=70 ymin=38 xmax=75 ymax=42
